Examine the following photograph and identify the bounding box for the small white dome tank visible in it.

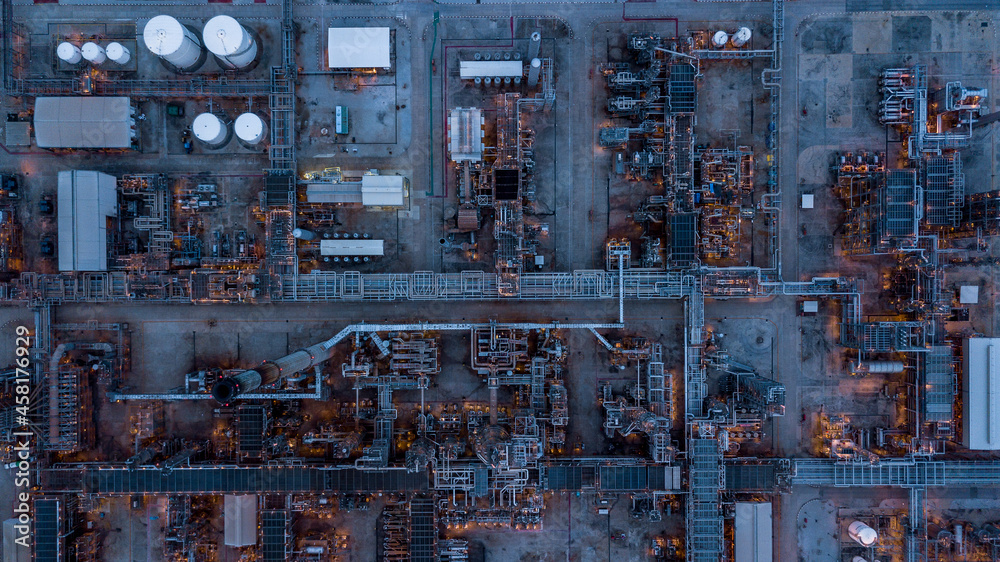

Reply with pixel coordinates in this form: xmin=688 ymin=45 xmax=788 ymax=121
xmin=192 ymin=113 xmax=229 ymax=147
xmin=234 ymin=113 xmax=267 ymax=145
xmin=203 ymin=15 xmax=258 ymax=70
xmin=57 ymin=42 xmax=83 ymax=64
xmin=144 ymin=15 xmax=203 ymax=71
xmin=292 ymin=228 xmax=315 ymax=241
xmin=81 ymin=42 xmax=106 ymax=64
xmin=732 ymin=27 xmax=752 ymax=47
xmin=853 ymin=558 xmax=869 ymax=562
xmin=849 ymin=521 xmax=878 ymax=547
xmin=712 ymin=31 xmax=729 ymax=48
xmin=106 ymin=42 xmax=131 ymax=65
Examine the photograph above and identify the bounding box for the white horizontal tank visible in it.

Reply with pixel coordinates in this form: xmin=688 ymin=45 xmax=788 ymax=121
xmin=144 ymin=15 xmax=203 ymax=71
xmin=711 ymin=30 xmax=729 ymax=48
xmin=192 ymin=113 xmax=229 ymax=147
xmin=203 ymin=15 xmax=258 ymax=70
xmin=848 ymin=521 xmax=878 ymax=547
xmin=106 ymin=42 xmax=131 ymax=65
xmin=234 ymin=113 xmax=267 ymax=145
xmin=82 ymin=42 xmax=106 ymax=64
xmin=732 ymin=27 xmax=752 ymax=47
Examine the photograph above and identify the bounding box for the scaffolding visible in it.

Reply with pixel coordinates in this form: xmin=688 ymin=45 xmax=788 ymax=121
xmin=686 ymin=437 xmax=723 ymax=562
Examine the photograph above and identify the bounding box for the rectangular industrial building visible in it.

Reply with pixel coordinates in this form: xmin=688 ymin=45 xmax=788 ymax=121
xmin=223 ymin=495 xmax=257 ymax=547
xmin=962 ymin=338 xmax=1000 ymax=450
xmin=320 ymin=239 xmax=384 ymax=257
xmin=33 ymin=97 xmax=135 ymax=148
xmin=328 ymin=27 xmax=391 ymax=69
xmin=459 ymin=60 xmax=523 ymax=79
xmin=734 ymin=502 xmax=772 ymax=562
xmin=57 ymin=170 xmax=117 ymax=272
xmin=361 ymin=174 xmax=405 ymax=207
xmin=449 ymin=108 xmax=484 ymax=162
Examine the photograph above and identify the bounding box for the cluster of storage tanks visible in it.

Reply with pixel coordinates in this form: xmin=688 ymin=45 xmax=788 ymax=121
xmin=57 ymin=41 xmax=131 ymax=66
xmin=142 ymin=14 xmax=258 ymax=71
xmin=710 ymin=26 xmax=753 ymax=49
xmin=191 ymin=111 xmax=267 ymax=149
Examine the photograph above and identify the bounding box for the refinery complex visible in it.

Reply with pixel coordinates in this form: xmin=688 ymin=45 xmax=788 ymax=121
xmin=2 ymin=0 xmax=1000 ymax=561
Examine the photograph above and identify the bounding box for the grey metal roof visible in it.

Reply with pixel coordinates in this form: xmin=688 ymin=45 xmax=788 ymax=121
xmin=57 ymin=170 xmax=117 ymax=272
xmin=34 ymin=97 xmax=134 ymax=148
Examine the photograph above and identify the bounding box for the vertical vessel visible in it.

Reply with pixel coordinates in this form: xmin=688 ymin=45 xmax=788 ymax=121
xmin=528 ymin=58 xmax=541 ymax=87
xmin=144 ymin=15 xmax=203 ymax=71
xmin=202 ymin=15 xmax=258 ymax=70
xmin=731 ymin=27 xmax=752 ymax=47
xmin=106 ymin=42 xmax=131 ymax=65
xmin=192 ymin=113 xmax=230 ymax=148
xmin=81 ymin=42 xmax=106 ymax=64
xmin=528 ymin=31 xmax=541 ymax=60
xmin=234 ymin=113 xmax=267 ymax=146
xmin=56 ymin=42 xmax=83 ymax=64
xmin=711 ymin=31 xmax=729 ymax=48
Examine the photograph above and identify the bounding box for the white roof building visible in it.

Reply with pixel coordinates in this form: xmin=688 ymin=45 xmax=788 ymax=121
xmin=734 ymin=502 xmax=772 ymax=562
xmin=57 ymin=171 xmax=117 ymax=272
xmin=459 ymin=60 xmax=523 ymax=79
xmin=34 ymin=97 xmax=135 ymax=148
xmin=320 ymin=239 xmax=384 ymax=257
xmin=963 ymin=338 xmax=1000 ymax=450
xmin=223 ymin=495 xmax=257 ymax=547
xmin=327 ymin=27 xmax=391 ymax=69
xmin=361 ymin=174 xmax=405 ymax=207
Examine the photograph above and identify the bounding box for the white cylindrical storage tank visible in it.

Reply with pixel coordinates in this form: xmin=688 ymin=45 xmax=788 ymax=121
xmin=848 ymin=521 xmax=878 ymax=547
xmin=106 ymin=42 xmax=131 ymax=65
xmin=203 ymin=15 xmax=258 ymax=70
xmin=528 ymin=31 xmax=541 ymax=61
xmin=144 ymin=15 xmax=203 ymax=71
xmin=711 ymin=31 xmax=729 ymax=48
xmin=732 ymin=27 xmax=752 ymax=47
xmin=292 ymin=228 xmax=315 ymax=241
xmin=192 ymin=113 xmax=228 ymax=147
xmin=57 ymin=42 xmax=83 ymax=64
xmin=234 ymin=113 xmax=267 ymax=146
xmin=528 ymin=57 xmax=541 ymax=87
xmin=852 ymin=558 xmax=869 ymax=562
xmin=81 ymin=42 xmax=106 ymax=64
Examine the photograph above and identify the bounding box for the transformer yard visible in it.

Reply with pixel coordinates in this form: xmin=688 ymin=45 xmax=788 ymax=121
xmin=1 ymin=0 xmax=1000 ymax=561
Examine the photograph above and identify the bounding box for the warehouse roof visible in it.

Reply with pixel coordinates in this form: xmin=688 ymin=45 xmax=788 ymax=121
xmin=361 ymin=174 xmax=405 ymax=207
xmin=224 ymin=495 xmax=257 ymax=547
xmin=328 ymin=27 xmax=391 ymax=69
xmin=57 ymin=171 xmax=117 ymax=272
xmin=734 ymin=502 xmax=772 ymax=562
xmin=963 ymin=338 xmax=1000 ymax=450
xmin=34 ymin=97 xmax=134 ymax=148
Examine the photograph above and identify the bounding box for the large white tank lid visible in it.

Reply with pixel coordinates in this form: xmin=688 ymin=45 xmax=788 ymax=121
xmin=144 ymin=15 xmax=188 ymax=55
xmin=106 ymin=42 xmax=128 ymax=60
xmin=192 ymin=113 xmax=224 ymax=141
xmin=203 ymin=15 xmax=247 ymax=56
xmin=234 ymin=113 xmax=264 ymax=140
xmin=82 ymin=42 xmax=103 ymax=57
xmin=57 ymin=42 xmax=80 ymax=60
xmin=712 ymin=31 xmax=729 ymax=46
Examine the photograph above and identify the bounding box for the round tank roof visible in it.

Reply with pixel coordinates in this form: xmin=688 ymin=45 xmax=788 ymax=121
xmin=144 ymin=15 xmax=188 ymax=56
xmin=106 ymin=42 xmax=128 ymax=60
xmin=203 ymin=15 xmax=247 ymax=56
xmin=712 ymin=30 xmax=729 ymax=46
xmin=234 ymin=113 xmax=264 ymax=141
xmin=82 ymin=42 xmax=103 ymax=57
xmin=192 ymin=113 xmax=224 ymax=141
xmin=56 ymin=42 xmax=81 ymax=62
